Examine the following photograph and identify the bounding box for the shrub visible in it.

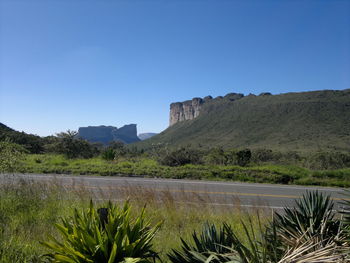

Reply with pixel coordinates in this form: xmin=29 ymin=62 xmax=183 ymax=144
xmin=204 ymin=148 xmax=227 ymax=165
xmin=158 ymin=147 xmax=202 ymax=167
xmin=42 ymin=201 xmax=161 ymax=263
xmin=305 ymin=151 xmax=350 ymax=170
xmin=54 ymin=130 xmax=100 ymax=159
xmin=101 ymin=148 xmax=117 ymax=160
xmin=251 ymin=148 xmax=275 ymax=163
xmin=236 ymin=149 xmax=251 ymax=167
xmin=0 ymin=141 xmax=27 ymax=172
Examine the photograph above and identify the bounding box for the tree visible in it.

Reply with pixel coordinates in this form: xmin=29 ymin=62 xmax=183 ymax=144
xmin=55 ymin=130 xmax=99 ymax=159
xmin=236 ymin=149 xmax=251 ymax=167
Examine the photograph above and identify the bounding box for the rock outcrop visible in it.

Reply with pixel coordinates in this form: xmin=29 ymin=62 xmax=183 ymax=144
xmin=169 ymin=93 xmax=244 ymax=126
xmin=169 ymin=98 xmax=204 ymax=126
xmin=78 ymin=124 xmax=140 ymax=144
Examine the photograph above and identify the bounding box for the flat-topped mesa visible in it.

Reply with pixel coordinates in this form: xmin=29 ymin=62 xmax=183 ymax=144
xmin=169 ymin=93 xmax=245 ymax=126
xmin=78 ymin=124 xmax=140 ymax=144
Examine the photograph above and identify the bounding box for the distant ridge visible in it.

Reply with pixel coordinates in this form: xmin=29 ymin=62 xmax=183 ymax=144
xmin=135 ymin=89 xmax=350 ymax=152
xmin=138 ymin=133 xmax=157 ymax=141
xmin=78 ymin=124 xmax=140 ymax=145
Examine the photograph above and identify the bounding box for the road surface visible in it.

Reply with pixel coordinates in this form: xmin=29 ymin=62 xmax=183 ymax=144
xmin=0 ymin=173 xmax=348 ymax=210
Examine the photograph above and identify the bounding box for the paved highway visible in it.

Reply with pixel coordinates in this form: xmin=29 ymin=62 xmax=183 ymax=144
xmin=0 ymin=173 xmax=348 ymax=210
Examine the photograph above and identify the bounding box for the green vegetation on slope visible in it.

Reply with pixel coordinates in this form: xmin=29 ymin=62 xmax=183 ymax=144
xmin=136 ymin=89 xmax=350 ymax=152
xmin=0 ymin=123 xmax=45 ymax=153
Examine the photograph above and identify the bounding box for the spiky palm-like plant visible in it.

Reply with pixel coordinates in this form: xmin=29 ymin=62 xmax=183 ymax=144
xmin=168 ymin=217 xmax=281 ymax=263
xmin=182 ymin=191 xmax=349 ymax=263
xmin=41 ymin=201 xmax=161 ymax=263
xmin=168 ymin=223 xmax=236 ymax=263
xmin=341 ymin=190 xmax=350 ymax=240
xmin=197 ymin=237 xmax=347 ymax=263
xmin=272 ymin=191 xmax=340 ymax=246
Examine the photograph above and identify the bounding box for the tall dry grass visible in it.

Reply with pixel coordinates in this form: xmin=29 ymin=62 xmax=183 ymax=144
xmin=0 ymin=176 xmax=270 ymax=262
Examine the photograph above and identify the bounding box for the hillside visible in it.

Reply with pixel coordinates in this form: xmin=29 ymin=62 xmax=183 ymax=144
xmin=135 ymin=89 xmax=350 ymax=152
xmin=0 ymin=123 xmax=45 ymax=153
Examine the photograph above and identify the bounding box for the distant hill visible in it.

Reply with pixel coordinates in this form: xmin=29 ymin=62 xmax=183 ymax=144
xmin=135 ymin=89 xmax=350 ymax=152
xmin=138 ymin=133 xmax=157 ymax=141
xmin=0 ymin=123 xmax=45 ymax=153
xmin=78 ymin=124 xmax=141 ymax=145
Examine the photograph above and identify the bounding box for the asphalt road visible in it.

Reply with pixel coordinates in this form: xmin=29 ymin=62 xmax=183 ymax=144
xmin=0 ymin=173 xmax=348 ymax=210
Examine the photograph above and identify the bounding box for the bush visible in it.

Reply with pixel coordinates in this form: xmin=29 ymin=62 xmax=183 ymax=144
xmin=251 ymin=148 xmax=275 ymax=163
xmin=42 ymin=201 xmax=161 ymax=263
xmin=101 ymin=148 xmax=117 ymax=160
xmin=204 ymin=148 xmax=226 ymax=165
xmin=0 ymin=141 xmax=27 ymax=172
xmin=158 ymin=147 xmax=202 ymax=167
xmin=304 ymin=151 xmax=350 ymax=170
xmin=236 ymin=149 xmax=251 ymax=167
xmin=54 ymin=130 xmax=100 ymax=159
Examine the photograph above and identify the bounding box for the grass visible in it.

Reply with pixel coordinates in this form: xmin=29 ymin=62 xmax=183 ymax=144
xmin=19 ymin=154 xmax=350 ymax=187
xmin=0 ymin=177 xmax=268 ymax=263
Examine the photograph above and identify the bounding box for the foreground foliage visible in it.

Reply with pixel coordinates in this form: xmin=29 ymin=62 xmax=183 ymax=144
xmin=168 ymin=191 xmax=350 ymax=263
xmin=168 ymin=223 xmax=236 ymax=263
xmin=42 ymin=201 xmax=161 ymax=263
xmin=1 ymin=178 xmax=349 ymax=262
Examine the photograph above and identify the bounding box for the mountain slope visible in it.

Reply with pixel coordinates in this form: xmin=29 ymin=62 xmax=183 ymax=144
xmin=0 ymin=123 xmax=45 ymax=153
xmin=135 ymin=89 xmax=350 ymax=152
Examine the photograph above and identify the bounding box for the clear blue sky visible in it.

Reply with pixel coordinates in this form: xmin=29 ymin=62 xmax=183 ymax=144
xmin=1 ymin=0 xmax=349 ymax=136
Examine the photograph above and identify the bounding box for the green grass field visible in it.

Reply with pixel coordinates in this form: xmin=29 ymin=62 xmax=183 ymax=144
xmin=19 ymin=154 xmax=350 ymax=187
xmin=0 ymin=178 xmax=266 ymax=262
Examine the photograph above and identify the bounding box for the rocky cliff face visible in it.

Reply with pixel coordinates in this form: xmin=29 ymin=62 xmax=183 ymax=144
xmin=169 ymin=93 xmax=244 ymax=126
xmin=169 ymin=97 xmax=207 ymax=126
xmin=78 ymin=124 xmax=140 ymax=144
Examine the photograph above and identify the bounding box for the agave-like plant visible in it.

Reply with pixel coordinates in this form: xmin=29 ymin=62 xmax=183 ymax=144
xmin=341 ymin=190 xmax=350 ymax=240
xmin=268 ymin=190 xmax=350 ymax=262
xmin=41 ymin=200 xmax=161 ymax=263
xmin=168 ymin=223 xmax=236 ymax=263
xmin=175 ymin=191 xmax=349 ymax=263
xmin=199 ymin=237 xmax=348 ymax=263
xmin=271 ymin=191 xmax=340 ymax=247
xmin=168 ymin=216 xmax=281 ymax=263
xmin=340 ymin=189 xmax=350 ymax=261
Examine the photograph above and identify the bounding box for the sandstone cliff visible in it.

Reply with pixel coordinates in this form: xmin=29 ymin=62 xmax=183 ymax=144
xmin=169 ymin=93 xmax=244 ymax=126
xmin=78 ymin=124 xmax=140 ymax=144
